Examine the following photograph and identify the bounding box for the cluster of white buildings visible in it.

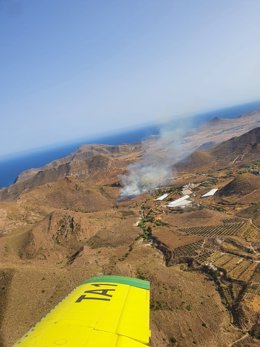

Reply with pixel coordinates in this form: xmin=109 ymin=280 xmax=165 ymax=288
xmin=155 ymin=184 xmax=218 ymax=209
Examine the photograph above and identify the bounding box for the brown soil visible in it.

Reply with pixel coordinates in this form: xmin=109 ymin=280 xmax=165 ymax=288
xmin=0 ymin=123 xmax=260 ymax=346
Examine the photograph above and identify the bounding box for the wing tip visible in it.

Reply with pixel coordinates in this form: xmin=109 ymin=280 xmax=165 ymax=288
xmin=81 ymin=275 xmax=150 ymax=290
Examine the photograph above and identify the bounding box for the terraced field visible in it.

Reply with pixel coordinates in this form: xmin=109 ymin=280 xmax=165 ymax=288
xmin=172 ymin=240 xmax=204 ymax=258
xmin=180 ymin=222 xmax=246 ymax=237
xmin=208 ymin=252 xmax=223 ymax=262
xmin=240 ymin=225 xmax=260 ymax=242
xmin=223 ymin=218 xmax=243 ymax=224
xmin=207 ymin=253 xmax=258 ymax=282
xmin=215 ymin=254 xmax=240 ymax=269
xmin=195 ymin=249 xmax=214 ymax=263
xmin=244 ymin=266 xmax=260 ymax=310
xmin=229 ymin=259 xmax=252 ymax=279
xmin=248 ymin=264 xmax=260 ymax=293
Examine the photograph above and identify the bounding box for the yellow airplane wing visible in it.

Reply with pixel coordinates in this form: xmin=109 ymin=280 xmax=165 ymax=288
xmin=13 ymin=275 xmax=151 ymax=347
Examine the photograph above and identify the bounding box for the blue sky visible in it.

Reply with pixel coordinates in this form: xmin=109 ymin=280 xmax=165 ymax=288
xmin=1 ymin=0 xmax=260 ymax=157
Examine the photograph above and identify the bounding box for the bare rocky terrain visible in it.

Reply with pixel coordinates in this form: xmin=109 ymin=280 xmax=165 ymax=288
xmin=0 ymin=113 xmax=260 ymax=347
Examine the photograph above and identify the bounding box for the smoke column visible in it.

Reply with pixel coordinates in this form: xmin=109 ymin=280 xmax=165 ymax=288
xmin=120 ymin=122 xmax=193 ymax=197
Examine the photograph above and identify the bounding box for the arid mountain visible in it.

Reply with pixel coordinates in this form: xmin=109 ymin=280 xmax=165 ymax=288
xmin=1 ymin=111 xmax=259 ymax=201
xmin=0 ymin=144 xmax=142 ymax=201
xmin=211 ymin=126 xmax=260 ymax=162
xmin=177 ymin=127 xmax=260 ymax=172
xmin=15 ymin=144 xmax=142 ymax=183
xmin=182 ymin=110 xmax=260 ymax=155
xmin=0 ymin=118 xmax=260 ymax=347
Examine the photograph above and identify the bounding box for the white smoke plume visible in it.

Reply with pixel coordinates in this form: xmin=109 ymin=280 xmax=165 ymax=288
xmin=120 ymin=122 xmax=193 ymax=197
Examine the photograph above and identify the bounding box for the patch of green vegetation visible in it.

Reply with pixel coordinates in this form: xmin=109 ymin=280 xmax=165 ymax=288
xmin=154 ymin=219 xmax=168 ymax=226
xmin=209 ymin=177 xmax=218 ymax=184
xmin=250 ymin=284 xmax=258 ymax=291
xmin=143 ymin=214 xmax=154 ymax=223
xmin=151 ymin=299 xmax=166 ymax=310
xmin=186 ymin=304 xmax=192 ymax=311
xmin=170 ymin=187 xmax=181 ymax=193
xmin=138 ymin=220 xmax=146 ymax=228
xmin=136 ymin=270 xmax=150 ymax=282
xmin=249 ymin=323 xmax=260 ymax=339
xmin=138 ymin=216 xmax=152 ymax=240
xmin=200 ymin=181 xmax=211 ymax=187
xmin=154 ymin=190 xmax=164 ymax=197
xmin=143 ymin=226 xmax=151 ymax=240
xmin=215 ymin=206 xmax=225 ymax=212
xmin=169 ymin=336 xmax=177 ymax=346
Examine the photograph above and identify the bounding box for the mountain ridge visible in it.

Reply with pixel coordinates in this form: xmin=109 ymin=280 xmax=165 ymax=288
xmin=0 ymin=116 xmax=260 ymax=346
xmin=177 ymin=127 xmax=260 ymax=172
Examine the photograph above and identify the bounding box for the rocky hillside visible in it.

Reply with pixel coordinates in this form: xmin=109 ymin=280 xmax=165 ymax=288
xmin=0 ymin=118 xmax=260 ymax=346
xmin=0 ymin=144 xmax=142 ymax=201
xmin=1 ymin=111 xmax=260 ymax=201
xmin=211 ymin=126 xmax=260 ymax=162
xmin=177 ymin=127 xmax=260 ymax=172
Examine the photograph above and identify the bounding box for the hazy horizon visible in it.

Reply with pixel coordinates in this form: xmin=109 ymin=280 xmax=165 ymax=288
xmin=1 ymin=0 xmax=260 ymax=157
xmin=0 ymin=100 xmax=260 ymax=163
xmin=0 ymin=100 xmax=258 ymax=161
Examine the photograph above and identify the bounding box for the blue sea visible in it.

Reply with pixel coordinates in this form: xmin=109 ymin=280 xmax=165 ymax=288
xmin=0 ymin=101 xmax=259 ymax=188
xmin=0 ymin=125 xmax=159 ymax=188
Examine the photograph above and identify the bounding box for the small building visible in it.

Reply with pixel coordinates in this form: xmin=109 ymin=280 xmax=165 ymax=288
xmin=181 ymin=183 xmax=200 ymax=196
xmin=155 ymin=193 xmax=169 ymax=201
xmin=182 ymin=188 xmax=193 ymax=195
xmin=167 ymin=195 xmax=192 ymax=208
xmin=201 ymin=188 xmax=218 ymax=198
